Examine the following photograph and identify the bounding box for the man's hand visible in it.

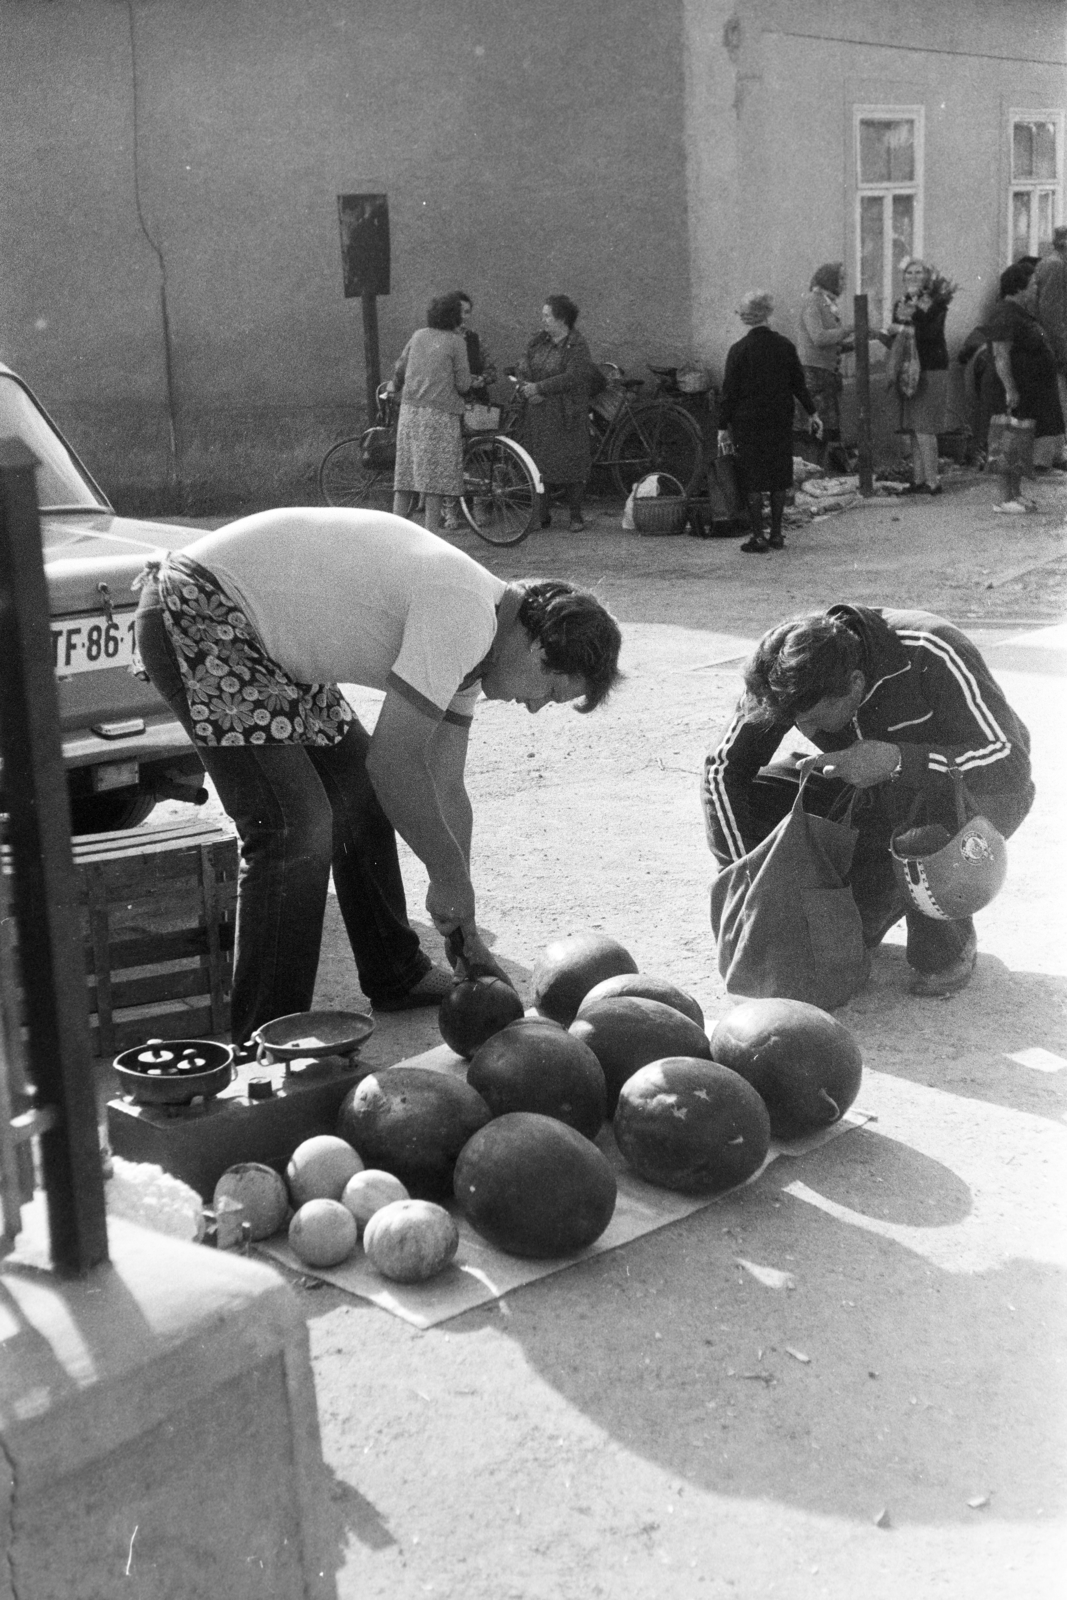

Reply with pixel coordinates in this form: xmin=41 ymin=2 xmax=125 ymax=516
xmin=426 ymin=877 xmax=477 ymax=938
xmin=810 ymin=415 xmax=825 ymax=440
xmin=812 ymin=740 xmax=901 ymax=787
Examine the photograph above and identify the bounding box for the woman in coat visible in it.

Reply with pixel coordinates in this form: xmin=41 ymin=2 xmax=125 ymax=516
xmin=797 ymin=262 xmax=853 ymax=473
xmin=717 ymin=290 xmax=821 ymax=553
xmin=517 ymin=295 xmax=597 ymax=531
xmin=888 ymin=259 xmax=953 ymax=495
xmin=985 ymin=260 xmax=1065 ymax=513
xmin=392 ymin=291 xmax=474 ymax=536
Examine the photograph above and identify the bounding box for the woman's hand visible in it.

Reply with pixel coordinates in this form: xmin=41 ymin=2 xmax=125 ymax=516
xmin=519 ymin=382 xmax=539 ymax=400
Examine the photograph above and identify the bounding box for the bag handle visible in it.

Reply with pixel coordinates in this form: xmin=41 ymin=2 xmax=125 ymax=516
xmin=894 ymin=765 xmax=983 ymax=840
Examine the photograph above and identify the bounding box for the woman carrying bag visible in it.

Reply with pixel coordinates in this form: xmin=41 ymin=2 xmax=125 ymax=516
xmin=887 ymin=258 xmax=956 ymax=495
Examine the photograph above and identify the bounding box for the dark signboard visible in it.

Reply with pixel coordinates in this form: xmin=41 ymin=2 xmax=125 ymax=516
xmin=338 ymin=192 xmax=390 ymax=298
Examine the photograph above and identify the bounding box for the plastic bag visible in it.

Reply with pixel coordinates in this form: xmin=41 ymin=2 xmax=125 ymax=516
xmin=621 ymin=488 xmax=636 ymax=530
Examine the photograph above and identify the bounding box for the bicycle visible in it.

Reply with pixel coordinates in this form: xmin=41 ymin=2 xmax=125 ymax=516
xmin=585 ymin=362 xmax=706 ymax=495
xmin=318 ymin=384 xmax=543 ymax=547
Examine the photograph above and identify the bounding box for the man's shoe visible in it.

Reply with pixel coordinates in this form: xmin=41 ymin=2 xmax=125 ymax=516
xmin=740 ymin=536 xmax=770 ymax=553
xmin=371 ymin=965 xmax=455 ymax=1012
xmin=908 ymin=934 xmax=978 ymax=998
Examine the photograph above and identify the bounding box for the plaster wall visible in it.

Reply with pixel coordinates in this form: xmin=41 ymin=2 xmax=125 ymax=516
xmin=0 ymin=0 xmax=691 ymax=447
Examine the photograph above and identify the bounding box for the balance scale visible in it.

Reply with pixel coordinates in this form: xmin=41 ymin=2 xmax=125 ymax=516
xmin=106 ymin=1011 xmax=376 ymax=1202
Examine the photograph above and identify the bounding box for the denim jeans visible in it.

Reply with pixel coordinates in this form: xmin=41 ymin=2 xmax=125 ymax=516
xmin=135 ymin=585 xmax=429 ymax=1042
xmin=727 ymin=762 xmax=1034 ymax=975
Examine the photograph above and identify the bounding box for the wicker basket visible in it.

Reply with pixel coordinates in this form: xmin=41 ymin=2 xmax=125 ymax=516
xmin=632 ymin=473 xmax=689 ymax=536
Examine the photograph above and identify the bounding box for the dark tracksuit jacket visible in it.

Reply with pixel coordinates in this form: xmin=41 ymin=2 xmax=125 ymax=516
xmin=702 ymin=605 xmax=1034 ymax=869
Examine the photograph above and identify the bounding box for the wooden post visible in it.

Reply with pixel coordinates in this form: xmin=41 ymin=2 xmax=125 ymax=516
xmin=361 ymin=292 xmax=381 ymax=424
xmin=853 ymin=293 xmax=875 ymax=496
xmin=0 ymin=439 xmax=108 ymax=1272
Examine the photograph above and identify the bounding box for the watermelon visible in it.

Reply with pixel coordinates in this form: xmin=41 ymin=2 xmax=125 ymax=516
xmin=453 ymin=1112 xmax=617 ymax=1258
xmin=438 ymin=974 xmax=524 ymax=1059
xmin=338 ymin=1067 xmax=491 ymax=1199
xmin=531 ymin=931 xmax=638 ymax=1026
xmin=577 ymin=972 xmax=704 ymax=1030
xmin=467 ymin=1017 xmax=606 ymax=1139
xmin=614 ymin=1056 xmax=771 ymax=1194
xmin=709 ymin=997 xmax=863 ymax=1141
xmin=569 ymin=995 xmax=712 ymax=1115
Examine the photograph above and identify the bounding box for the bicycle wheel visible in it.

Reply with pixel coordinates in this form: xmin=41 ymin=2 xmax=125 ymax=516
xmin=459 ymin=435 xmax=538 ymax=546
xmin=318 ymin=436 xmax=394 ymax=508
xmin=607 ymin=402 xmax=705 ymax=496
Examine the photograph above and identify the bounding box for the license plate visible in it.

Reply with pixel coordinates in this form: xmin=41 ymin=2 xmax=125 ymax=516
xmin=51 ymin=610 xmax=137 ymax=676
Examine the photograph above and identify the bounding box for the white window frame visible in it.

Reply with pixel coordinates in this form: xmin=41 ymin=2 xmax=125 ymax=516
xmin=853 ymin=105 xmax=925 ymax=334
xmin=1007 ymin=108 xmax=1064 ymax=261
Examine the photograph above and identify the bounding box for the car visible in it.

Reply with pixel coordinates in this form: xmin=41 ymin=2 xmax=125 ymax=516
xmin=1 ymin=362 xmax=208 ymax=833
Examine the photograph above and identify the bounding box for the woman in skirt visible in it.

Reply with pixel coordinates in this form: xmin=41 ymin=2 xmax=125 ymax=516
xmin=392 ymin=292 xmax=474 ymax=535
xmin=888 ymin=259 xmax=955 ymax=495
xmin=718 ymin=290 xmax=821 ymax=553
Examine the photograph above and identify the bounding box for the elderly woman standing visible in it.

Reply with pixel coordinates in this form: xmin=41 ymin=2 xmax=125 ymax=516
xmin=985 ymin=260 xmax=1065 ymax=513
xmin=797 ymin=262 xmax=853 ymax=473
xmin=888 ymin=258 xmax=954 ymax=495
xmin=517 ymin=295 xmax=597 ymax=532
xmin=718 ymin=290 xmax=822 ymax=553
xmin=392 ymin=291 xmax=473 ymax=536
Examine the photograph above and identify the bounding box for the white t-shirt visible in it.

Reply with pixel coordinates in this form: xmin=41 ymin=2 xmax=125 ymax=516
xmin=183 ymin=508 xmax=506 ymax=724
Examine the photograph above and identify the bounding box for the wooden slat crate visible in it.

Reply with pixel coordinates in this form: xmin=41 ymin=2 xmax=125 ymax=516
xmin=4 ymin=817 xmax=239 ymax=1059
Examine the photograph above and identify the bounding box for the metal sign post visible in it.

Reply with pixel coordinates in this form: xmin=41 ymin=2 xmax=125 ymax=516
xmin=337 ymin=192 xmax=391 ymax=423
xmin=853 ymin=293 xmax=875 ymax=496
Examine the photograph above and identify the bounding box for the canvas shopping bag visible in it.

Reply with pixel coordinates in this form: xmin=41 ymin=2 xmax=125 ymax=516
xmin=709 ymin=769 xmax=870 ymax=1011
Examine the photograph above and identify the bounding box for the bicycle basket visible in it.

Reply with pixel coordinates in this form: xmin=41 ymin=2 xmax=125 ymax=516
xmin=360 ymin=425 xmax=397 ymax=470
xmin=463 ymin=403 xmax=501 ymax=433
xmin=632 ymin=472 xmax=689 ymax=536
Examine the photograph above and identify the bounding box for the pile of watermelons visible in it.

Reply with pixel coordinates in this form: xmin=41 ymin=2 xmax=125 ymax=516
xmin=245 ymin=928 xmax=863 ymax=1286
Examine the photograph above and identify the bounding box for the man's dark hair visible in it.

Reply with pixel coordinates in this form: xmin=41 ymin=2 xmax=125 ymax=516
xmin=742 ymin=612 xmax=863 ymax=723
xmin=545 ymin=294 xmax=579 ymax=329
xmin=516 ymin=580 xmax=622 ymax=712
xmin=427 ymin=291 xmax=465 ymax=331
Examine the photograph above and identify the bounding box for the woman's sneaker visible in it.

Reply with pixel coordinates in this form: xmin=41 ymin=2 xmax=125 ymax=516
xmin=994 ymin=500 xmax=1029 ymax=514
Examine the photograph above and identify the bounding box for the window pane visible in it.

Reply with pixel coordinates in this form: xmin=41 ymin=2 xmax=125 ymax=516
xmin=1012 ymin=190 xmax=1032 ymax=259
xmin=859 ymin=119 xmax=914 ymax=185
xmin=1034 ymin=121 xmax=1057 ymax=180
xmin=860 ymin=195 xmax=886 ymax=327
xmin=1038 ymin=189 xmax=1054 ymax=251
xmin=891 ymin=195 xmax=915 ymax=299
xmin=1013 ymin=121 xmax=1035 ymax=179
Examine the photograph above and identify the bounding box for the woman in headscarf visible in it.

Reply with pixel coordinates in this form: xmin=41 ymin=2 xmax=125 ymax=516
xmin=717 ymin=290 xmax=822 ymax=553
xmin=887 ymin=258 xmax=954 ymax=495
xmin=797 ymin=262 xmax=853 ymax=473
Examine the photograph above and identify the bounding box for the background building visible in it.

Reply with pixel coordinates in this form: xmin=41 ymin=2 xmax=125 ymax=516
xmin=1 ymin=0 xmax=1063 ymax=505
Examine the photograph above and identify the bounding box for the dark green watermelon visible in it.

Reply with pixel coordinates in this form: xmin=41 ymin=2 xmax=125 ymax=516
xmin=467 ymin=1017 xmax=606 ymax=1139
xmin=577 ymin=971 xmax=704 ymax=1030
xmin=438 ymin=975 xmax=524 ymax=1060
xmin=338 ymin=1068 xmax=491 ymax=1199
xmin=709 ymin=997 xmax=862 ymax=1141
xmin=569 ymin=995 xmax=712 ymax=1115
xmin=614 ymin=1056 xmax=771 ymax=1194
xmin=531 ymin=931 xmax=638 ymax=1026
xmin=453 ymin=1112 xmax=617 ymax=1258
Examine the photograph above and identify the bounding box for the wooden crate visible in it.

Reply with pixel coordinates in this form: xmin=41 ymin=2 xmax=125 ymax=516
xmin=69 ymin=817 xmax=239 ymax=1057
xmin=4 ymin=817 xmax=239 ymax=1059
